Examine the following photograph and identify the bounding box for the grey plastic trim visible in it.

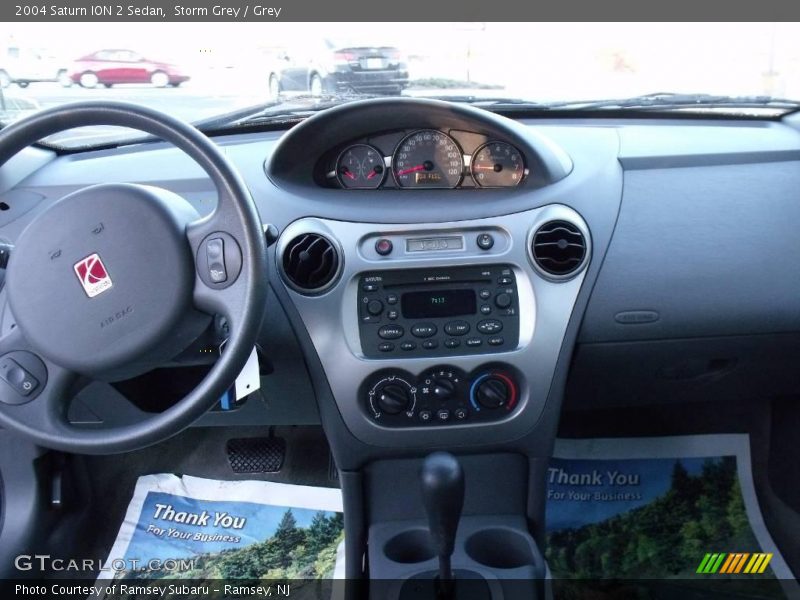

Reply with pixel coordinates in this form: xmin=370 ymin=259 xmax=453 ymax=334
xmin=274 ymin=204 xmax=590 ymax=447
xmin=369 ymin=515 xmax=543 ymax=582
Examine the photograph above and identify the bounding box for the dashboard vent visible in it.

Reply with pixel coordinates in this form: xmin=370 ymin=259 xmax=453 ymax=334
xmin=531 ymin=221 xmax=586 ymax=277
xmin=282 ymin=233 xmax=340 ymax=293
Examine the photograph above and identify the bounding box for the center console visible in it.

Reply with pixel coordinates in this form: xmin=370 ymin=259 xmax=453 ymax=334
xmin=275 ymin=203 xmax=590 ymax=449
xmin=275 ymin=204 xmax=591 ymax=593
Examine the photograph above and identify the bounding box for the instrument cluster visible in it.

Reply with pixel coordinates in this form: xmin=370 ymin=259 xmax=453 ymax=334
xmin=321 ymin=128 xmax=528 ymax=190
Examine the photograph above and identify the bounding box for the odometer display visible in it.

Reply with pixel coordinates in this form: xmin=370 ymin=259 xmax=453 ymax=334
xmin=393 ymin=130 xmax=464 ymax=189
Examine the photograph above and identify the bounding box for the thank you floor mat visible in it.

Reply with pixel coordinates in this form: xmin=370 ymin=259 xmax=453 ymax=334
xmin=98 ymin=475 xmax=344 ymax=597
xmin=546 ymin=434 xmax=797 ymax=598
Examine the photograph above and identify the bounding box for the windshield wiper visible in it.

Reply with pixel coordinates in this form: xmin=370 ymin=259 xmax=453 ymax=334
xmin=538 ymin=92 xmax=800 ymax=111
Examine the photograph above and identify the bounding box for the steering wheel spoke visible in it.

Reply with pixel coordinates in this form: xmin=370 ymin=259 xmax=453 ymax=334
xmin=0 ymin=325 xmax=80 ymax=441
xmin=186 ymin=199 xmax=253 ymax=322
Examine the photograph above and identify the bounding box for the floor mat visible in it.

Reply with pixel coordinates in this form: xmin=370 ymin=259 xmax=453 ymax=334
xmin=81 ymin=426 xmax=336 ymax=565
xmin=546 ymin=434 xmax=797 ymax=598
xmin=98 ymin=474 xmax=344 ymax=589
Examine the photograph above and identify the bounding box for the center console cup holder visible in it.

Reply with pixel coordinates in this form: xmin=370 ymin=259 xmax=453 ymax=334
xmin=464 ymin=527 xmax=536 ymax=569
xmin=384 ymin=528 xmax=436 ymax=564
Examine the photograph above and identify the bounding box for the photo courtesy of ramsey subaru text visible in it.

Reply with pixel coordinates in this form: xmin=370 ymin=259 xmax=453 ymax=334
xmin=0 ymin=21 xmax=798 ymax=600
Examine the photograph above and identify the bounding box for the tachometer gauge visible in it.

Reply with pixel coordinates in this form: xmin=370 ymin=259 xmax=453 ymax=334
xmin=393 ymin=130 xmax=464 ymax=189
xmin=471 ymin=141 xmax=525 ymax=187
xmin=337 ymin=144 xmax=385 ymax=189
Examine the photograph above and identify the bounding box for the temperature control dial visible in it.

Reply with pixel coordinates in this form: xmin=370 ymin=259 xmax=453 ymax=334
xmin=469 ymin=371 xmax=518 ymax=411
xmin=474 ymin=378 xmax=508 ymax=408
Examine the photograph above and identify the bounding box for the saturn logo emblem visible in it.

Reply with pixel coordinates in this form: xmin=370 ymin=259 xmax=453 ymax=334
xmin=73 ymin=253 xmax=113 ymax=298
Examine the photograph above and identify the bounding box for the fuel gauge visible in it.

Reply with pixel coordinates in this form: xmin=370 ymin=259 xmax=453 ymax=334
xmin=336 ymin=144 xmax=386 ymax=189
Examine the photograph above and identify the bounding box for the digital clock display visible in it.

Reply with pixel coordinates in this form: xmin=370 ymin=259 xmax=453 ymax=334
xmin=401 ymin=289 xmax=476 ymax=318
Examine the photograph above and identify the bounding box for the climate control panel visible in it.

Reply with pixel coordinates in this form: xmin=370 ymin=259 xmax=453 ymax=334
xmin=361 ymin=365 xmax=520 ymax=427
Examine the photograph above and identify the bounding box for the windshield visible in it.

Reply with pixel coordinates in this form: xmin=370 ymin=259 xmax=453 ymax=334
xmin=2 ymin=22 xmax=799 ymax=148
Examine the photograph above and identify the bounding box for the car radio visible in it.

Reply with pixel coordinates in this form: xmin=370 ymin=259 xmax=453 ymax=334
xmin=358 ymin=264 xmax=520 ymax=358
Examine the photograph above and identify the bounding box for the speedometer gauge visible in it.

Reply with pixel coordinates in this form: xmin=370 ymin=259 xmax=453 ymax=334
xmin=471 ymin=141 xmax=525 ymax=187
xmin=393 ymin=130 xmax=464 ymax=189
xmin=337 ymin=144 xmax=385 ymax=189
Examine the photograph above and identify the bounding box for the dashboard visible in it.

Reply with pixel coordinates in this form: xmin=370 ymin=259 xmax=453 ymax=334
xmin=2 ymin=97 xmax=800 ymax=466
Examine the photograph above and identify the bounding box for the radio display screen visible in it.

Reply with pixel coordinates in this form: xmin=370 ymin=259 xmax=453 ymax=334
xmin=401 ymin=289 xmax=476 ymax=319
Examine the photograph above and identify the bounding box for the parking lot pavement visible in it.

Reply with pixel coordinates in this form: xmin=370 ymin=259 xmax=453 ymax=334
xmin=3 ymin=81 xmax=270 ymax=122
xmin=0 ymin=80 xmax=277 ymax=145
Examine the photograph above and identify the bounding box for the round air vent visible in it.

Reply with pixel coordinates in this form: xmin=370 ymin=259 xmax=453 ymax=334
xmin=530 ymin=220 xmax=587 ymax=278
xmin=282 ymin=233 xmax=340 ymax=293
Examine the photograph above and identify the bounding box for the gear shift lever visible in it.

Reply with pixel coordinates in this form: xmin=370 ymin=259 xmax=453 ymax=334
xmin=421 ymin=452 xmax=465 ymax=598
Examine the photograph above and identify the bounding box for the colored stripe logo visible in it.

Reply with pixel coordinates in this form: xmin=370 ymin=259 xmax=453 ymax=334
xmin=697 ymin=553 xmax=773 ymax=574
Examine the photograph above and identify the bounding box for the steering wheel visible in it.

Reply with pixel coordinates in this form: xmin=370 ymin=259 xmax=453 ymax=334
xmin=0 ymin=102 xmax=267 ymax=454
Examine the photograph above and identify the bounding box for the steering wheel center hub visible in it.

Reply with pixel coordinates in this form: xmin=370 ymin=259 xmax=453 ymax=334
xmin=6 ymin=183 xmax=200 ymax=377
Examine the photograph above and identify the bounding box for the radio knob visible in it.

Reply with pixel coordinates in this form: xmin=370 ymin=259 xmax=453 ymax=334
xmin=475 ymin=377 xmax=509 ymax=409
xmin=377 ymin=383 xmax=411 ymax=414
xmin=495 ymin=293 xmax=512 ymax=309
xmin=432 ymin=377 xmax=456 ymax=400
xmin=367 ymin=299 xmax=384 ymax=316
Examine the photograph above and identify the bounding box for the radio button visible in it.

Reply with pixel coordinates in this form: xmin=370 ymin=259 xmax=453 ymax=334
xmin=400 ymin=341 xmax=417 ymax=351
xmin=444 ymin=339 xmax=461 ymax=348
xmin=488 ymin=336 xmax=505 ymax=346
xmin=378 ymin=325 xmax=404 ymax=339
xmin=477 ymin=319 xmax=503 ymax=334
xmin=466 ymin=337 xmax=483 ymax=347
xmin=495 ymin=293 xmax=512 ymax=309
xmin=386 ymin=294 xmax=398 ymax=305
xmin=387 ymin=310 xmax=399 ymax=320
xmin=477 ymin=233 xmax=494 ymax=250
xmin=480 ymin=305 xmax=492 ymax=315
xmin=444 ymin=320 xmax=470 ymax=336
xmin=375 ymin=238 xmax=393 ymax=256
xmin=498 ymin=276 xmax=513 ymax=285
xmin=378 ymin=342 xmax=395 ymax=352
xmin=422 ymin=340 xmax=439 ymax=350
xmin=411 ymin=323 xmax=437 ymax=338
xmin=479 ymin=289 xmax=491 ymax=300
xmin=362 ymin=283 xmax=379 ymax=292
xmin=367 ymin=300 xmax=384 ymax=316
